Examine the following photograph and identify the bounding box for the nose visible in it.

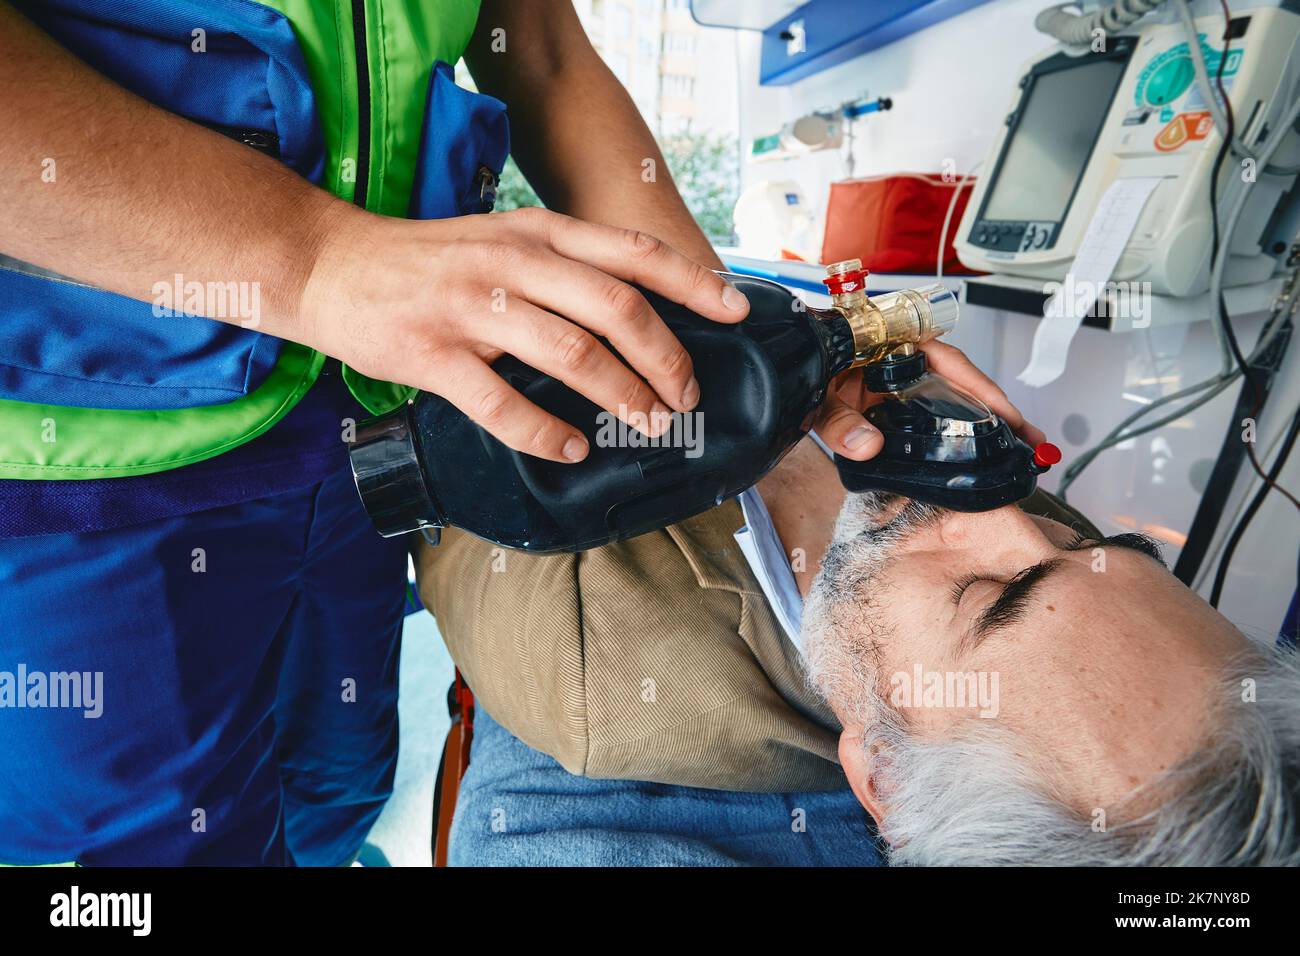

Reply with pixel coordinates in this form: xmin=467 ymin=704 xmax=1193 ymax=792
xmin=935 ymin=503 xmax=1059 ymax=561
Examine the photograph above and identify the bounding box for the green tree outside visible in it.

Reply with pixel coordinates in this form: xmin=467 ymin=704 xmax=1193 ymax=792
xmin=493 ymin=131 xmax=739 ymax=246
xmin=657 ymin=130 xmax=739 ymax=246
xmin=492 ymin=156 xmax=542 ymax=212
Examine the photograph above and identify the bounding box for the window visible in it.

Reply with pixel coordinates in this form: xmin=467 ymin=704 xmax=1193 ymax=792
xmin=612 ymin=4 xmax=631 ymax=38
xmin=659 ymin=114 xmax=691 ymax=135
xmin=609 ymin=52 xmax=631 ymax=82
xmin=663 ymin=31 xmax=696 ymax=55
xmin=660 ymin=73 xmax=694 ymax=99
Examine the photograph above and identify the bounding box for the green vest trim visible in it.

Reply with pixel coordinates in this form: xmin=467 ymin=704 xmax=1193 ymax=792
xmin=0 ymin=344 xmax=324 ymax=479
xmin=0 ymin=0 xmax=481 ymax=478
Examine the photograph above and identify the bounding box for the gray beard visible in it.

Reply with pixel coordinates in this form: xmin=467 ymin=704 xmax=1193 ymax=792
xmin=827 ymin=491 xmax=947 ymax=557
xmin=803 ymin=492 xmax=949 ymax=728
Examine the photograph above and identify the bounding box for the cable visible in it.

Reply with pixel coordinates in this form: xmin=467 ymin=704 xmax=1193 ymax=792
xmin=1207 ymin=0 xmax=1246 ymax=378
xmin=1035 ymin=0 xmax=1165 ymax=46
xmin=1209 ymin=403 xmax=1300 ymax=607
xmin=1172 ymin=0 xmax=1300 ymax=177
xmin=1208 ymin=0 xmax=1300 ymax=512
xmin=1188 ymin=388 xmax=1293 ymax=590
xmin=1198 ymin=90 xmax=1300 ymax=380
xmin=1194 ymin=391 xmax=1299 ymax=589
xmin=1057 ymin=276 xmax=1297 ymax=499
xmin=1055 ymin=276 xmax=1295 ymax=496
xmin=1038 ymin=1 xmax=1300 ymax=176
xmin=1059 ymin=5 xmax=1300 ymax=592
xmin=1057 ymin=373 xmax=1239 ymax=495
xmin=1056 ymin=15 xmax=1300 ymax=499
xmin=937 ymin=162 xmax=980 ymax=280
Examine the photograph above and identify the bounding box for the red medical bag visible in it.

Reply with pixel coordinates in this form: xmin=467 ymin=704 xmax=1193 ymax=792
xmin=821 ymin=173 xmax=982 ymax=275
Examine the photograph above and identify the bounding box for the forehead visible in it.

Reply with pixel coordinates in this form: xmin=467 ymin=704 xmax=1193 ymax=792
xmin=977 ymin=557 xmax=1174 ymax=658
xmin=871 ymin=530 xmax=1183 ymax=670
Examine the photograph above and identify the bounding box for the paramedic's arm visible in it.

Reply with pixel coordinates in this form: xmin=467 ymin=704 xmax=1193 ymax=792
xmin=0 ymin=2 xmax=745 ymax=463
xmin=464 ymin=0 xmax=882 ymax=458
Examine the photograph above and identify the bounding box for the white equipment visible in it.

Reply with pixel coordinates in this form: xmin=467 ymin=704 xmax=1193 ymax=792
xmin=955 ymin=1 xmax=1300 ymax=297
xmin=733 ymin=180 xmax=819 ymax=260
xmin=750 ymin=112 xmax=845 ymax=161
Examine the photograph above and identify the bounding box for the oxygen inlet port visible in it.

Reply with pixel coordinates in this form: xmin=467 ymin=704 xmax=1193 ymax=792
xmin=821 ymin=260 xmax=961 ymax=367
xmin=822 ymin=258 xmax=869 ymax=295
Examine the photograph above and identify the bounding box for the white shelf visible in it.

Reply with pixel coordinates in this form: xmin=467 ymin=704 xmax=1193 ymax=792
xmin=961 ymin=272 xmax=1287 ymax=331
xmin=720 ymin=252 xmax=963 ymax=299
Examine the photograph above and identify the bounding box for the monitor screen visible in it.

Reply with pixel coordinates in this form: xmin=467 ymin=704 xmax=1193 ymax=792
xmin=981 ymin=57 xmax=1127 ymax=224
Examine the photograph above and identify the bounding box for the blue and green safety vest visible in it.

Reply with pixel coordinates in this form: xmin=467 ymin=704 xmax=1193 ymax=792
xmin=0 ymin=0 xmax=509 ymax=480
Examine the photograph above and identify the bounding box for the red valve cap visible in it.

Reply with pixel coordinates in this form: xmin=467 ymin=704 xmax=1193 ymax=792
xmin=822 ymin=268 xmax=868 ymax=296
xmin=1033 ymin=442 xmax=1062 ymax=468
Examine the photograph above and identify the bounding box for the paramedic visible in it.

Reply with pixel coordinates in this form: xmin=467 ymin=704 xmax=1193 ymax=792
xmin=0 ymin=0 xmax=880 ymax=865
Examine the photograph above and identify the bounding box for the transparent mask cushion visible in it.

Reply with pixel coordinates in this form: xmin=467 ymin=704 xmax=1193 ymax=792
xmin=872 ymin=373 xmax=999 ymax=443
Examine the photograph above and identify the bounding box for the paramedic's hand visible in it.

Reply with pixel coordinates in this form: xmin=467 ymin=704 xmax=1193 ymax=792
xmin=811 ymin=339 xmax=1046 ymax=460
xmin=299 ymin=205 xmax=748 ymax=463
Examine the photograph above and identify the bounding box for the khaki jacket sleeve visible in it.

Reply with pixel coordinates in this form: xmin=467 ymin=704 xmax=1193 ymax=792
xmin=414 ymin=501 xmax=847 ymax=793
xmin=416 ymin=527 xmax=590 ymax=772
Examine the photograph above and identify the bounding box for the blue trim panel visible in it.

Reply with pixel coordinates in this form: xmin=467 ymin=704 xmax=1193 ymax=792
xmin=759 ymin=0 xmax=997 ymax=86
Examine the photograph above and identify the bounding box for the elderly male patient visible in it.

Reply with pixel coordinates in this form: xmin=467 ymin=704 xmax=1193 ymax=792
xmin=417 ymin=345 xmax=1300 ymax=867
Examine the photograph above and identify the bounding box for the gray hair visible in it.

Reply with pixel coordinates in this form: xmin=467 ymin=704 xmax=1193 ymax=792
xmin=803 ymin=495 xmax=1300 ymax=866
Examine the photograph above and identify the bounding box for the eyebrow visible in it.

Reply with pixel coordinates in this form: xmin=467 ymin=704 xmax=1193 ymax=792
xmin=958 ymin=532 xmax=1167 ymax=654
xmin=1073 ymin=531 xmax=1166 ymax=566
xmin=961 ymin=559 xmax=1064 ymax=655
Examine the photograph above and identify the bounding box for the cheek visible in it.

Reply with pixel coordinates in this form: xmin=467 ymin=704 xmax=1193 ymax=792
xmin=965 ymin=587 xmax=1151 ymax=744
xmin=873 ymin=585 xmax=961 ymax=676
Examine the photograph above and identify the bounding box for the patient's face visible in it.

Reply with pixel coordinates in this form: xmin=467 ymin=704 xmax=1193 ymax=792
xmin=806 ymin=493 xmax=1250 ymax=818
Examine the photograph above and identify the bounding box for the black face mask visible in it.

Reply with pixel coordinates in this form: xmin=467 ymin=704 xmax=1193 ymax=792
xmin=348 ymin=273 xmax=1057 ymax=553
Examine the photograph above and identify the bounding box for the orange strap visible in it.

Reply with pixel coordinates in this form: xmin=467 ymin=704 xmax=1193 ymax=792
xmin=432 ymin=670 xmax=474 ymax=867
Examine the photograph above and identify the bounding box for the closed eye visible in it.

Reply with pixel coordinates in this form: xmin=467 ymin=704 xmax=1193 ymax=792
xmin=960 ymin=559 xmax=1064 ymax=655
xmin=950 ymin=572 xmax=982 ymax=605
xmin=948 ymin=559 xmax=1062 ymax=656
